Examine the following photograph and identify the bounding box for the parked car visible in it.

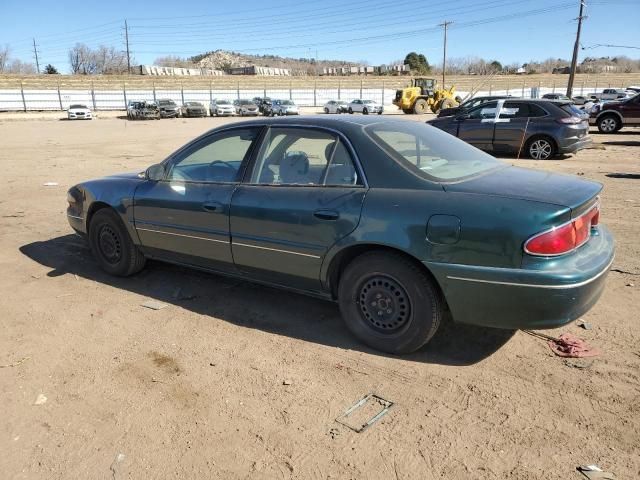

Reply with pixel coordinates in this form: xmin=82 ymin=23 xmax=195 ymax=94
xmin=437 ymin=95 xmax=511 ymax=117
xmin=157 ymin=99 xmax=180 ymax=118
xmin=542 ymin=93 xmax=572 ymax=102
xmin=67 ymin=104 xmax=92 ymax=120
xmin=233 ymin=99 xmax=260 ymax=116
xmin=127 ymin=101 xmax=160 ymax=120
xmin=324 ymin=100 xmax=349 ymax=114
xmin=66 ymin=116 xmax=613 ymax=354
xmin=209 ymin=99 xmax=236 ymax=117
xmin=589 ymin=88 xmax=630 ymax=101
xmin=348 ymin=99 xmax=383 ymax=115
xmin=589 ymin=92 xmax=640 ymax=133
xmin=571 ymin=95 xmax=588 ymax=105
xmin=625 ymin=86 xmax=640 ymax=94
xmin=428 ymin=99 xmax=591 ymax=160
xmin=252 ymin=97 xmax=272 ymax=114
xmin=180 ymin=102 xmax=207 ymax=118
xmin=270 ymin=99 xmax=299 ymax=116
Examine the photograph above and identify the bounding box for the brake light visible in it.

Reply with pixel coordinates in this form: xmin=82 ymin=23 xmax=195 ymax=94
xmin=557 ymin=116 xmax=582 ymax=124
xmin=525 ymin=204 xmax=600 ymax=256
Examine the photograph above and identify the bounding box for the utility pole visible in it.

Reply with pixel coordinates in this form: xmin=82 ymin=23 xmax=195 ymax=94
xmin=439 ymin=21 xmax=453 ymax=87
xmin=566 ymin=1 xmax=586 ymax=97
xmin=32 ymin=38 xmax=40 ymax=73
xmin=124 ymin=19 xmax=131 ymax=74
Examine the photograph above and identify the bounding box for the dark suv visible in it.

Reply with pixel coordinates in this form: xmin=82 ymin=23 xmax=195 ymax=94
xmin=589 ymin=93 xmax=640 ymax=133
xmin=428 ymin=99 xmax=591 ymax=159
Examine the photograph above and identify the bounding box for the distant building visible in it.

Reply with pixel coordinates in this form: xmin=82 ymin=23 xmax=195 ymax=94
xmin=227 ymin=65 xmax=291 ymax=76
xmin=137 ymin=65 xmax=225 ymax=76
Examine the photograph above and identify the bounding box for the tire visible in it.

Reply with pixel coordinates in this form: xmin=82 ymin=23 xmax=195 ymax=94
xmin=338 ymin=251 xmax=443 ymax=354
xmin=89 ymin=209 xmax=146 ymax=277
xmin=324 ymin=107 xmax=329 ymax=114
xmin=348 ymin=107 xmax=353 ymax=114
xmin=413 ymin=99 xmax=428 ymax=114
xmin=526 ymin=136 xmax=556 ymax=160
xmin=440 ymin=97 xmax=457 ymax=110
xmin=597 ymin=114 xmax=620 ymax=133
xmin=363 ymin=107 xmax=369 ymax=115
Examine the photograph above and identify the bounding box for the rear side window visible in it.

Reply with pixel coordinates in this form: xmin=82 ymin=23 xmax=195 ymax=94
xmin=560 ymin=104 xmax=584 ymax=117
xmin=365 ymin=121 xmax=502 ymax=182
xmin=499 ymin=102 xmax=529 ymax=118
xmin=528 ymin=104 xmax=548 ymax=117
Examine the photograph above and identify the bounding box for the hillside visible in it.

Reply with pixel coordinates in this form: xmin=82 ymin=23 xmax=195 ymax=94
xmin=190 ymin=50 xmax=355 ymax=74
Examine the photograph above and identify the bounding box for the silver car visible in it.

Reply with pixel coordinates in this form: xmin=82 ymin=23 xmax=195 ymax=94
xmin=271 ymin=99 xmax=299 ymax=116
xmin=323 ymin=100 xmax=348 ymax=114
xmin=347 ymin=99 xmax=383 ymax=115
xmin=234 ymin=99 xmax=259 ymax=116
xmin=209 ymin=99 xmax=236 ymax=117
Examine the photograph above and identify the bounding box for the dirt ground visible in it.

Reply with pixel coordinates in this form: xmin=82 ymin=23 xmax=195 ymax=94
xmin=1 ymin=111 xmax=638 ymax=480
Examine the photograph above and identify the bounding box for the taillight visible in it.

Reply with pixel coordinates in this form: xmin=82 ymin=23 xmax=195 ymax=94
xmin=556 ymin=116 xmax=582 ymax=124
xmin=525 ymin=204 xmax=600 ymax=256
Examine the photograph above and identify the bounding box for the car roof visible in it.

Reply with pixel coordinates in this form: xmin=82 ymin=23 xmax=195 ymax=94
xmin=213 ymin=115 xmax=408 ymax=129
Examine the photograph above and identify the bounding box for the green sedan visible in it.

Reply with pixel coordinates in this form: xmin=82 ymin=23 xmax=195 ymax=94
xmin=66 ymin=116 xmax=614 ymax=354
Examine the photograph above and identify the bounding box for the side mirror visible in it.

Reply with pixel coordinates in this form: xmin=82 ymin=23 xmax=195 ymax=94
xmin=145 ymin=163 xmax=165 ymax=182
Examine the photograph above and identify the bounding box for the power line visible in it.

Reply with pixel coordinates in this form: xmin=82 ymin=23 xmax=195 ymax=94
xmin=583 ymin=43 xmax=640 ymax=50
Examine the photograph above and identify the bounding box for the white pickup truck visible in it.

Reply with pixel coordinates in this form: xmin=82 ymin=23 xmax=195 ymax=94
xmin=588 ymin=88 xmax=630 ymax=101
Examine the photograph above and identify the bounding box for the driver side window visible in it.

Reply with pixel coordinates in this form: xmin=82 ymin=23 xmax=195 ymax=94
xmin=168 ymin=128 xmax=259 ymax=183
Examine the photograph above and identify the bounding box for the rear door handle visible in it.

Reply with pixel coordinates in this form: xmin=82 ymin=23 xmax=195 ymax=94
xmin=313 ymin=209 xmax=339 ymax=221
xmin=203 ymin=202 xmax=223 ymax=212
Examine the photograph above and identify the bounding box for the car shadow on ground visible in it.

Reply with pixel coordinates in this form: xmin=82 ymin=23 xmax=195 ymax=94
xmin=602 ymin=140 xmax=640 ymax=147
xmin=19 ymin=235 xmax=515 ymax=366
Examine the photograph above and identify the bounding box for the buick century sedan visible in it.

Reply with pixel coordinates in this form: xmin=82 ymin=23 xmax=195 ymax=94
xmin=66 ymin=117 xmax=614 ymax=354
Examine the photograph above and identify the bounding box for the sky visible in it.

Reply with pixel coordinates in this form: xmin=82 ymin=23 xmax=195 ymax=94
xmin=1 ymin=0 xmax=638 ymax=72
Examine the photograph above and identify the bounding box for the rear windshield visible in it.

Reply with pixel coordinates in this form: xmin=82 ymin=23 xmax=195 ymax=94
xmin=560 ymin=104 xmax=585 ymax=117
xmin=364 ymin=122 xmax=503 ymax=182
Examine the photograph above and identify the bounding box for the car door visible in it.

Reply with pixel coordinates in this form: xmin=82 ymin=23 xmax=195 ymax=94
xmin=351 ymin=100 xmax=362 ymax=112
xmin=229 ymin=126 xmax=367 ymax=291
xmin=455 ymin=100 xmax=498 ymax=151
xmin=492 ymin=101 xmax=531 ymax=153
xmin=133 ymin=127 xmax=262 ymax=271
xmin=620 ymin=94 xmax=640 ymax=125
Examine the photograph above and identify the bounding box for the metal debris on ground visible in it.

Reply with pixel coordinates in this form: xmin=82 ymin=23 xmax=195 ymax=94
xmin=0 ymin=356 xmax=31 ymax=368
xmin=335 ymin=393 xmax=393 ymax=433
xmin=141 ymin=300 xmax=168 ymax=310
xmin=626 ymin=282 xmax=635 ymax=287
xmin=110 ymin=452 xmax=125 ymax=480
xmin=34 ymin=393 xmax=47 ymax=405
xmin=42 ymin=182 xmax=59 ymax=186
xmin=577 ymin=464 xmax=616 ymax=479
xmin=577 ymin=320 xmax=592 ymax=330
xmin=282 ymin=379 xmax=292 ymax=385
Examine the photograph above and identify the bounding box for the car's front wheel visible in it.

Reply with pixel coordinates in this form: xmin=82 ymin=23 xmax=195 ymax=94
xmin=324 ymin=107 xmax=329 ymax=114
xmin=348 ymin=107 xmax=353 ymax=114
xmin=89 ymin=209 xmax=146 ymax=277
xmin=597 ymin=114 xmax=620 ymax=133
xmin=363 ymin=107 xmax=369 ymax=115
xmin=526 ymin=136 xmax=556 ymax=160
xmin=338 ymin=251 xmax=443 ymax=354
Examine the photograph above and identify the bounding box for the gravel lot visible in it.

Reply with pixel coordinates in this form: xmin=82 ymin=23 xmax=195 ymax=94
xmin=1 ymin=111 xmax=638 ymax=479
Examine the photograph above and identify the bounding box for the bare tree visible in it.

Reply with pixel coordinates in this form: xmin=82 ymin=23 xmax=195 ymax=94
xmin=0 ymin=44 xmax=9 ymax=73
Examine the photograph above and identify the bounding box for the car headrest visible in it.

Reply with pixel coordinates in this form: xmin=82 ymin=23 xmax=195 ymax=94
xmin=279 ymin=151 xmax=309 ymax=184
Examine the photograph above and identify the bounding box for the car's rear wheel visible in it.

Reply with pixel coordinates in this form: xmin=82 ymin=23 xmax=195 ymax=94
xmin=89 ymin=209 xmax=146 ymax=277
xmin=597 ymin=115 xmax=620 ymax=133
xmin=338 ymin=251 xmax=442 ymax=354
xmin=526 ymin=136 xmax=556 ymax=160
xmin=324 ymin=107 xmax=329 ymax=114
xmin=413 ymin=99 xmax=428 ymax=114
xmin=348 ymin=107 xmax=353 ymax=114
xmin=363 ymin=107 xmax=369 ymax=115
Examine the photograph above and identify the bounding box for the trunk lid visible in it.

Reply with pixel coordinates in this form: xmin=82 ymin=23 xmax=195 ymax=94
xmin=444 ymin=166 xmax=601 ymax=215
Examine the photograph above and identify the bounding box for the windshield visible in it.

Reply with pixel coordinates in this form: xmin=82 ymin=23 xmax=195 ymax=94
xmin=217 ymin=100 xmax=230 ymax=105
xmin=239 ymin=100 xmax=250 ymax=105
xmin=69 ymin=104 xmax=87 ymax=109
xmin=281 ymin=100 xmax=293 ymax=105
xmin=363 ymin=100 xmax=374 ymax=104
xmin=364 ymin=122 xmax=503 ymax=182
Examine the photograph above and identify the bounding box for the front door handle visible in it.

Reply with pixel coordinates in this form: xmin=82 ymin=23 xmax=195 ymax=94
xmin=313 ymin=209 xmax=339 ymax=221
xmin=202 ymin=202 xmax=223 ymax=213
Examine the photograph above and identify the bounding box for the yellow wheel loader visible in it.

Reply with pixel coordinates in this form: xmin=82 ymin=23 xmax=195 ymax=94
xmin=392 ymin=77 xmax=459 ymax=114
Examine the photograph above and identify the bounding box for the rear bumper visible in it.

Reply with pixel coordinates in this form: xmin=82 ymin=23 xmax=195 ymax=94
xmin=426 ymin=225 xmax=615 ymax=329
xmin=558 ymin=135 xmax=592 ymax=154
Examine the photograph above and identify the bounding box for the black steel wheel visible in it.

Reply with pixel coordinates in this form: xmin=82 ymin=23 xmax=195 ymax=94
xmin=338 ymin=251 xmax=443 ymax=354
xmin=89 ymin=209 xmax=146 ymax=276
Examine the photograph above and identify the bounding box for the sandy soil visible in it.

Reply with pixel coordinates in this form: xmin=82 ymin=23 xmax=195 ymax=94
xmin=0 ymin=113 xmax=638 ymax=480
